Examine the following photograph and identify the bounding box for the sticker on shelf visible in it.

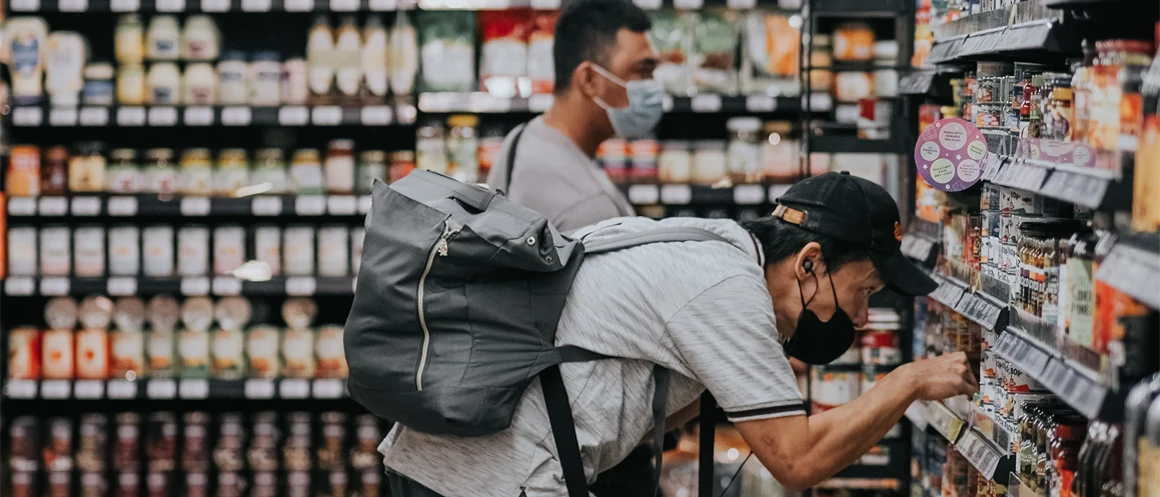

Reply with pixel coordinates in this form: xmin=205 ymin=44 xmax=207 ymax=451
xmin=957 ymin=430 xmax=1002 ymax=478
xmin=221 ymin=106 xmax=252 ymax=126
xmin=673 ymin=0 xmax=702 ymax=8
xmin=40 ymin=380 xmax=71 ymax=399
xmin=49 ymin=107 xmax=78 ymax=126
xmin=252 ymin=196 xmax=283 ymax=216
xmin=245 ymin=379 xmax=276 ymax=398
xmin=11 ymin=0 xmax=38 ymax=11
xmin=74 ymin=380 xmax=104 ymax=399
xmin=79 ymin=106 xmax=109 ymax=126
xmin=106 ymin=379 xmax=138 ymax=399
xmin=295 ymin=195 xmax=326 ymax=215
xmin=241 ymin=0 xmax=271 ymax=10
xmin=284 ymin=0 xmax=313 ymax=9
xmin=915 ymin=117 xmax=988 ymax=192
xmin=202 ymin=0 xmax=230 ymax=10
xmin=279 ymin=106 xmax=310 ymax=125
xmin=147 ymin=379 xmax=177 ymax=399
xmin=71 ymin=196 xmax=101 ymax=216
xmin=312 ymin=106 xmax=343 ymax=125
xmin=280 ymin=379 xmax=310 ymax=398
xmin=5 ymin=379 xmax=38 ymax=399
xmin=181 ymin=196 xmax=211 ymax=216
xmin=5 ymin=277 xmax=36 ymax=296
xmin=733 ymin=184 xmax=765 ymax=205
xmin=632 ymin=0 xmax=660 ymax=9
xmin=13 ymin=107 xmax=42 ymax=127
xmin=108 ymin=277 xmax=138 ymax=296
xmin=660 ymin=185 xmax=692 ymax=205
xmin=40 ymin=278 xmax=70 ymax=296
xmin=212 ymin=276 xmax=242 ymax=296
xmin=179 ymin=379 xmax=209 ymax=399
xmin=627 ymin=185 xmax=660 ymax=205
xmin=327 ymin=195 xmax=357 ymax=215
xmin=330 ymin=0 xmax=358 ymax=10
xmin=808 ymin=93 xmax=833 ymax=111
xmin=360 ymin=106 xmax=393 ymax=125
xmin=156 ymin=0 xmax=185 ymax=11
xmin=8 ymin=197 xmax=36 ymax=216
xmin=727 ymin=0 xmax=757 ymax=7
xmin=182 ymin=106 xmax=214 ymax=126
xmin=746 ymin=95 xmax=777 ymax=113
xmin=181 ymin=277 xmax=211 ymax=296
xmin=286 ymin=277 xmax=317 ymax=296
xmin=528 ymin=94 xmax=554 ymax=113
xmin=691 ymin=94 xmax=722 ymax=113
xmin=59 ymin=0 xmax=88 ymax=8
xmin=107 ymin=196 xmax=138 ymax=216
xmin=117 ymin=107 xmax=147 ymax=126
xmin=110 ymin=0 xmax=140 ymax=10
xmin=312 ymin=379 xmax=344 ymax=398
xmin=144 ymin=106 xmax=177 ymax=126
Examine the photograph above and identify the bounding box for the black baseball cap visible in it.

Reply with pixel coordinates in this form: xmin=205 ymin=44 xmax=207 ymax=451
xmin=772 ymin=171 xmax=938 ymax=297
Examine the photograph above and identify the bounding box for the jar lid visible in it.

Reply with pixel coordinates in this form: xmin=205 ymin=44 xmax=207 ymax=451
xmin=447 ymin=114 xmax=480 ymax=128
xmin=256 ymin=148 xmax=284 ymax=161
xmin=45 ymin=297 xmax=79 ymax=330
xmin=328 ymin=139 xmax=355 ymax=151
xmin=147 ymin=148 xmax=175 ymax=161
xmin=726 ymin=117 xmax=762 ymax=133
xmin=282 ymin=298 xmax=318 ymax=330
xmin=220 ymin=50 xmax=248 ymax=62
xmin=79 ymin=295 xmax=115 ymax=330
xmin=181 ymin=297 xmax=215 ymax=332
xmin=214 ymin=297 xmax=252 ymax=332
xmin=293 ymin=149 xmax=321 ymax=161
xmin=111 ymin=148 xmax=137 ymax=161
xmin=113 ymin=297 xmax=146 ymax=332
xmin=392 ymin=150 xmax=415 ymax=162
xmin=219 ymin=149 xmax=248 ymax=161
xmin=252 ymin=51 xmax=281 ymax=62
xmin=84 ymin=63 xmax=115 ymax=79
xmin=360 ymin=150 xmax=387 ymax=162
xmin=147 ymin=295 xmax=181 ymax=331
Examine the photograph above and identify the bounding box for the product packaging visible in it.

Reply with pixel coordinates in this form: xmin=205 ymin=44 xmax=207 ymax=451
xmin=692 ymin=10 xmax=740 ymax=94
xmin=478 ymin=10 xmax=531 ymax=97
xmin=417 ymin=11 xmax=476 ymax=92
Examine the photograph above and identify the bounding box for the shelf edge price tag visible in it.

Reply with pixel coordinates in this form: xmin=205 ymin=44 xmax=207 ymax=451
xmin=146 ymin=379 xmax=177 ymax=399
xmin=278 ymin=106 xmax=309 ymax=125
xmin=181 ymin=277 xmax=211 ymax=296
xmin=528 ymin=0 xmax=558 ymax=7
xmin=110 ymin=0 xmax=140 ymax=10
xmin=40 ymin=277 xmax=70 ymax=296
xmin=252 ymin=196 xmax=283 ymax=216
xmin=327 ymin=195 xmax=357 ymax=215
xmin=241 ymin=0 xmax=271 ymax=9
xmin=244 ymin=379 xmax=276 ymax=399
xmin=212 ymin=276 xmax=242 ymax=296
xmin=286 ymin=277 xmax=317 ymax=296
xmin=71 ymin=196 xmax=101 ymax=216
xmin=284 ymin=0 xmax=312 ymax=9
xmin=280 ymin=379 xmax=310 ymax=398
xmin=627 ymin=184 xmax=659 ymax=205
xmin=40 ymin=380 xmax=71 ymax=399
xmin=368 ymin=0 xmax=396 ymax=9
xmin=221 ymin=106 xmax=252 ymax=126
xmin=6 ymin=277 xmax=36 ymax=296
xmin=184 ymin=106 xmax=214 ymax=126
xmin=79 ymin=107 xmax=109 ymax=126
xmin=330 ymin=0 xmax=357 ymax=10
xmin=632 ymin=0 xmax=660 ymax=9
xmin=179 ymin=379 xmax=210 ymax=399
xmin=181 ymin=196 xmax=211 ymax=216
xmin=528 ymin=94 xmax=554 ymax=112
xmin=8 ymin=197 xmax=36 ymax=216
xmin=691 ymin=94 xmax=722 ymax=113
xmin=726 ymin=0 xmax=756 ymax=8
xmin=746 ymin=95 xmax=777 ymax=113
xmin=106 ymin=379 xmax=138 ymax=399
xmin=660 ymin=184 xmax=692 ymax=205
xmin=673 ymin=0 xmax=702 ymax=8
xmin=202 ymin=0 xmax=230 ymax=10
xmin=74 ymin=380 xmax=104 ymax=399
xmin=148 ymin=106 xmax=178 ymax=126
xmin=156 ymin=0 xmax=185 ymax=11
xmin=107 ymin=196 xmax=138 ymax=216
xmin=5 ymin=379 xmax=38 ymax=399
xmin=312 ymin=379 xmax=344 ymax=398
xmin=360 ymin=105 xmax=393 ymax=125
xmin=12 ymin=107 xmax=42 ymax=127
xmin=312 ymin=106 xmax=343 ymax=125
xmin=10 ymin=0 xmax=39 ymax=11
xmin=117 ymin=107 xmax=146 ymax=126
xmin=49 ymin=107 xmax=78 ymax=126
xmin=733 ymin=184 xmax=765 ymax=205
xmin=295 ymin=195 xmax=326 ymax=215
xmin=108 ymin=277 xmax=138 ymax=296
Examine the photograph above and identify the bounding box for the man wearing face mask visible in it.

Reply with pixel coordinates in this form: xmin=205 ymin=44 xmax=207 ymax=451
xmin=380 ymin=171 xmax=979 ymax=497
xmin=485 ymin=0 xmax=661 ymax=231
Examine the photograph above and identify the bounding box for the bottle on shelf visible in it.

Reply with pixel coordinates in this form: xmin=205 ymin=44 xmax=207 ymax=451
xmin=389 ymin=9 xmax=418 ymax=97
xmin=362 ymin=15 xmax=389 ymax=104
xmin=334 ymin=16 xmax=363 ymax=105
xmin=308 ymin=15 xmax=336 ymax=105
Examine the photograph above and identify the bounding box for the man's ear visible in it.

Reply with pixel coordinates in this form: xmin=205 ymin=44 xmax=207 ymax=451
xmin=792 ymin=242 xmax=824 ymax=281
xmin=572 ymin=61 xmax=598 ymax=98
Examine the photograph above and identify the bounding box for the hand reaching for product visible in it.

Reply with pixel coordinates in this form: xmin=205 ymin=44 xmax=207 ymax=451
xmin=898 ymin=352 xmax=979 ymax=401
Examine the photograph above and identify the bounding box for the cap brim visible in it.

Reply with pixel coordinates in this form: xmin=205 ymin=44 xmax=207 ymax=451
xmin=870 ymin=252 xmax=938 ymax=297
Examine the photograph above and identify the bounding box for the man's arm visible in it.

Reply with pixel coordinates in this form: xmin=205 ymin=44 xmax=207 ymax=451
xmin=734 ymin=353 xmax=977 ymax=492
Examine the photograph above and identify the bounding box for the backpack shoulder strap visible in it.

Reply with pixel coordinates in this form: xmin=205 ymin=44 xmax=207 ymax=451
xmin=504 ymin=122 xmax=529 ymax=192
xmin=582 ymin=227 xmax=732 ymax=255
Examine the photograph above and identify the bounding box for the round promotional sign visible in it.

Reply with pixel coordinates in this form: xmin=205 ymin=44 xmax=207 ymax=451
xmin=914 ymin=117 xmax=989 ymax=192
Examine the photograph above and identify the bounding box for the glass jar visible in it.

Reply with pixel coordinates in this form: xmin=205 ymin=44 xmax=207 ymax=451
xmin=117 ymin=64 xmax=146 ymax=105
xmin=810 ymin=34 xmax=833 ymax=92
xmin=657 ymin=141 xmax=691 ymax=184
xmin=390 ymin=151 xmax=416 ymax=183
xmin=249 ymin=51 xmax=282 ymax=106
xmin=282 ymin=57 xmax=309 ymax=105
xmin=291 ymin=149 xmax=324 ymax=195
xmin=416 ymin=121 xmax=448 ymax=175
xmin=446 ymin=114 xmax=479 ymax=183
xmin=1118 ymin=40 xmax=1154 ymax=153
xmin=252 ymin=149 xmax=288 ymax=194
xmin=599 ymin=138 xmax=629 ymax=184
xmin=726 ymin=117 xmax=763 ymax=184
xmin=183 ymin=63 xmax=217 ymax=106
xmin=477 ymin=125 xmax=506 ymax=180
xmin=179 ymin=148 xmax=214 ymax=196
xmin=691 ymin=140 xmax=727 ymax=186
xmin=69 ymin=142 xmax=107 ymax=193
xmin=144 ymin=148 xmax=178 ymax=195
xmin=629 ymin=138 xmax=659 ymax=183
xmin=217 ymin=51 xmax=248 ymax=106
xmin=42 ymin=146 xmax=70 ymax=196
xmin=147 ymin=62 xmax=181 ymax=105
xmin=357 ymin=150 xmax=387 ymax=193
xmin=325 ymin=140 xmax=355 ymax=194
xmin=108 ymin=148 xmax=141 ymax=194
xmin=761 ymin=122 xmax=799 ymax=182
xmin=215 ymin=149 xmax=250 ymax=196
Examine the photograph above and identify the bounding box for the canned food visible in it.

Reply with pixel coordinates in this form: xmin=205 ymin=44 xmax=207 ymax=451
xmin=248 ymin=412 xmax=279 ymax=472
xmin=77 ymin=414 xmax=108 ymax=471
xmin=179 ymin=330 xmax=210 ymax=378
xmin=254 ymin=226 xmax=281 ymax=276
xmin=74 ymin=226 xmax=106 ymax=277
xmin=810 ymin=367 xmax=859 ymax=411
xmin=178 ymin=226 xmax=210 ymax=276
xmin=283 ymin=226 xmax=315 ymax=276
xmin=213 ymin=226 xmax=246 ymax=275
xmin=318 ymin=225 xmax=350 ymax=277
xmin=212 ymin=328 xmax=245 ymax=380
xmin=148 ymin=329 xmax=177 ymax=378
xmin=45 ymin=417 xmax=74 ymax=471
xmin=318 ymin=412 xmax=347 ymax=469
xmin=10 ymin=417 xmax=41 ymax=471
xmin=213 ymin=414 xmax=245 ymax=471
xmin=109 ymin=226 xmax=141 ymax=276
xmin=40 ymin=226 xmax=71 ymax=276
xmin=284 ymin=414 xmax=313 ymax=471
xmin=182 ymin=413 xmax=210 ymax=471
xmin=9 ymin=327 xmax=40 ymax=379
xmin=143 ymin=226 xmax=175 ymax=277
xmin=8 ymin=226 xmax=38 ymax=276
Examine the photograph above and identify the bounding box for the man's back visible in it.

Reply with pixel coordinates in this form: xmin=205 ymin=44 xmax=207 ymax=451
xmin=486 ymin=117 xmax=634 ymax=231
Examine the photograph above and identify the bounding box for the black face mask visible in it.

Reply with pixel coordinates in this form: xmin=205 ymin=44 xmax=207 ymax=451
xmin=783 ymin=272 xmax=857 ymax=365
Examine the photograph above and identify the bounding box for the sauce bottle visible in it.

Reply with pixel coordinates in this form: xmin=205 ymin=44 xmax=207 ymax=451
xmin=324 ymin=140 xmax=355 ymax=194
xmin=389 ymin=10 xmax=418 ymax=96
xmin=115 ymin=15 xmax=145 ymax=65
xmin=42 ymin=146 xmax=69 ymax=196
xmin=1072 ymin=40 xmax=1098 ymax=143
xmin=7 ymin=146 xmax=41 ymax=197
xmin=334 ymin=16 xmax=363 ymax=103
xmin=8 ymin=17 xmax=50 ymax=105
xmin=362 ymin=15 xmax=389 ymax=103
xmin=307 ymin=16 xmax=335 ymax=104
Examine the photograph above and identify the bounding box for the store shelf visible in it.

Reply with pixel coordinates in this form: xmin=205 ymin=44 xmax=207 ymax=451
xmin=2 ymin=276 xmax=358 ymax=297
xmin=6 ymin=194 xmax=372 ymax=219
xmin=8 ymin=0 xmax=410 ymax=12
xmin=927 ymin=1 xmax=1075 ymax=63
xmin=3 ymin=378 xmax=347 ymax=401
xmin=992 ymin=326 xmax=1116 ymax=420
xmin=928 ymin=273 xmax=1010 ymax=331
xmin=810 ymin=0 xmax=908 ymax=17
xmin=922 ymin=401 xmax=1015 ymax=480
xmin=985 ymin=151 xmax=1128 ymax=211
xmin=414 ymin=0 xmax=790 ymax=10
xmin=1095 ymin=236 xmax=1160 ymax=310
xmin=621 ymin=183 xmax=771 ymax=206
xmin=900 ymin=233 xmax=939 ymax=267
xmin=8 ymin=104 xmax=412 ymax=128
xmin=418 ymin=92 xmax=802 ymax=115
xmin=900 ymin=70 xmax=937 ymax=95
xmin=810 ymin=136 xmax=900 ymax=154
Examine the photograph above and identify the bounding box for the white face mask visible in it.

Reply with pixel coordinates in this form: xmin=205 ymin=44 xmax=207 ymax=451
xmin=590 ymin=64 xmax=665 ymax=139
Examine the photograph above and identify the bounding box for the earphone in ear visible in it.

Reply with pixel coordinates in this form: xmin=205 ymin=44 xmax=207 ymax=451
xmin=803 ymin=260 xmax=814 ymax=273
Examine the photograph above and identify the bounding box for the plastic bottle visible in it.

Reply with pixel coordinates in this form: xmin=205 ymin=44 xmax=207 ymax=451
xmin=389 ymin=10 xmax=418 ymax=96
xmin=146 ymin=15 xmax=181 ymax=61
xmin=307 ymin=15 xmax=336 ymax=103
xmin=115 ymin=15 xmax=145 ymax=65
xmin=8 ymin=17 xmax=50 ymax=105
xmin=334 ymin=16 xmax=363 ymax=101
xmin=362 ymin=15 xmax=389 ymax=102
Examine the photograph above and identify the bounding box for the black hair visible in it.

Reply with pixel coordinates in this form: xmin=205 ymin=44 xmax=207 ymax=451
xmin=553 ymin=0 xmax=652 ymax=95
xmin=741 ymin=217 xmax=872 ymax=271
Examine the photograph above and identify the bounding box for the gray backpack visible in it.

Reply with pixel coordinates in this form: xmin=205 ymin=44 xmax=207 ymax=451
xmin=344 ymin=169 xmax=729 ymax=497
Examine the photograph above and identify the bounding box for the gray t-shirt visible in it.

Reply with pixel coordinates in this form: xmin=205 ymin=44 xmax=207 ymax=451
xmin=379 ymin=217 xmax=805 ymax=497
xmin=485 ymin=116 xmax=635 ymax=231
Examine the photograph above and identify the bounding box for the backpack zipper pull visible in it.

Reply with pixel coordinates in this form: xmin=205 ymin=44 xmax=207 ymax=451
xmin=436 ymin=220 xmax=462 ymax=257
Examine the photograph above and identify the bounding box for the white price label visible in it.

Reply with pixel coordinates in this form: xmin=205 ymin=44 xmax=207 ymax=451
xmin=74 ymin=380 xmax=104 ymax=399
xmin=40 ymin=277 xmax=70 ymax=296
xmin=49 ymin=107 xmax=78 ymax=126
xmin=244 ymin=379 xmax=276 ymax=399
xmin=202 ymin=0 xmax=229 ymax=10
xmin=40 ymin=380 xmax=71 ymax=399
xmin=660 ymin=185 xmax=692 ymax=205
xmin=79 ymin=107 xmax=109 ymax=126
xmin=726 ymin=0 xmax=756 ymax=7
xmin=252 ymin=196 xmax=283 ymax=216
xmin=179 ymin=379 xmax=210 ymax=399
xmin=673 ymin=0 xmax=701 ymax=8
xmin=809 ymin=93 xmax=833 ymax=111
xmin=106 ymin=380 xmax=138 ymax=399
xmin=284 ymin=0 xmax=312 ymax=9
xmin=110 ymin=0 xmax=139 ymax=10
xmin=312 ymin=379 xmax=344 ymax=398
xmin=181 ymin=196 xmax=211 ymax=216
xmin=327 ymin=195 xmax=357 ymax=215
xmin=746 ymin=95 xmax=777 ymax=112
xmin=156 ymin=0 xmax=184 ymax=11
xmin=6 ymin=277 xmax=36 ymax=296
xmin=8 ymin=197 xmax=36 ymax=216
xmin=71 ymin=196 xmax=101 ymax=216
xmin=691 ymin=94 xmax=722 ymax=113
xmin=280 ymin=379 xmax=310 ymax=398
xmin=360 ymin=106 xmax=393 ymax=125
xmin=286 ymin=277 xmax=317 ymax=296
xmin=12 ymin=107 xmax=42 ymax=127
xmin=330 ymin=0 xmax=357 ymax=9
xmin=107 ymin=196 xmax=138 ymax=216
xmin=10 ymin=0 xmax=38 ymax=12
xmin=183 ymin=106 xmax=214 ymax=126
xmin=108 ymin=277 xmax=138 ymax=296
xmin=312 ymin=106 xmax=343 ymax=125
xmin=959 ymin=431 xmax=1001 ymax=477
xmin=148 ymin=106 xmax=178 ymax=126
xmin=212 ymin=276 xmax=242 ymax=296
xmin=358 ymin=195 xmax=372 ymax=214
xmin=278 ymin=106 xmax=309 ymax=125
xmin=5 ymin=379 xmax=38 ymax=399
xmin=241 ymin=0 xmax=271 ymax=10
xmin=181 ymin=277 xmax=211 ymax=296
xmin=528 ymin=94 xmax=554 ymax=113
xmin=733 ymin=184 xmax=765 ymax=205
xmin=632 ymin=0 xmax=660 ymax=9
xmin=221 ymin=106 xmax=252 ymax=126
xmin=528 ymin=0 xmax=558 ymax=7
xmin=117 ymin=107 xmax=146 ymax=126
xmin=368 ymin=0 xmax=395 ymax=8
xmin=147 ymin=379 xmax=177 ymax=399
xmin=295 ymin=195 xmax=326 ymax=215
xmin=627 ymin=184 xmax=660 ymax=205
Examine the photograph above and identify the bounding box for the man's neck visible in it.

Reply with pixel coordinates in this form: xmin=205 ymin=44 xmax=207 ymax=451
xmin=542 ymin=98 xmax=607 ymax=159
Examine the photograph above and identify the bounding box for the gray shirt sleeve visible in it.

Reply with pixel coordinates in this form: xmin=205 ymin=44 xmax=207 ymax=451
xmin=661 ymin=275 xmax=806 ymax=422
xmin=552 ymin=194 xmax=634 ymax=232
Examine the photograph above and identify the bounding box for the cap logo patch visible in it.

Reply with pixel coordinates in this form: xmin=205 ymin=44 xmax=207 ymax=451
xmin=772 ymin=205 xmax=808 ymax=225
xmin=893 ymin=221 xmax=903 ymax=242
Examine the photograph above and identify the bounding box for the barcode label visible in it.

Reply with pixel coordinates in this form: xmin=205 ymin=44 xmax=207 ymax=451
xmin=312 ymin=379 xmax=344 ymax=398
xmin=40 ymin=277 xmax=70 ymax=296
xmin=327 ymin=195 xmax=357 ymax=215
xmin=6 ymin=277 xmax=36 ymax=296
xmin=59 ymin=0 xmax=88 ymax=10
xmin=74 ymin=380 xmax=104 ymax=399
xmin=106 ymin=380 xmax=137 ymax=399
xmin=295 ymin=196 xmax=326 ymax=215
xmin=221 ymin=106 xmax=252 ymax=126
xmin=241 ymin=0 xmax=270 ymax=10
xmin=202 ymin=0 xmax=230 ymax=10
xmin=627 ymin=185 xmax=660 ymax=205
xmin=11 ymin=0 xmax=39 ymax=10
xmin=212 ymin=276 xmax=242 ymax=296
xmin=156 ymin=0 xmax=185 ymax=11
xmin=148 ymin=106 xmax=178 ymax=126
xmin=286 ymin=277 xmax=317 ymax=296
xmin=5 ymin=379 xmax=37 ymax=398
xmin=107 ymin=196 xmax=138 ymax=216
xmin=181 ymin=197 xmax=211 ymax=216
xmin=71 ymin=196 xmax=101 ymax=216
xmin=283 ymin=0 xmax=312 ymax=9
xmin=330 ymin=0 xmax=357 ymax=10
xmin=958 ymin=431 xmax=1001 ymax=478
xmin=733 ymin=185 xmax=765 ymax=205
xmin=691 ymin=94 xmax=722 ymax=112
xmin=368 ymin=0 xmax=396 ymax=8
xmin=312 ymin=106 xmax=343 ymax=125
xmin=746 ymin=95 xmax=777 ymax=112
xmin=278 ymin=106 xmax=309 ymax=125
xmin=110 ymin=0 xmax=139 ymax=10
xmin=181 ymin=277 xmax=211 ymax=296
xmin=184 ymin=106 xmax=214 ymax=126
xmin=12 ymin=107 xmax=42 ymax=126
xmin=673 ymin=0 xmax=702 ymax=8
xmin=360 ymin=105 xmax=392 ymax=125
xmin=8 ymin=197 xmax=36 ymax=216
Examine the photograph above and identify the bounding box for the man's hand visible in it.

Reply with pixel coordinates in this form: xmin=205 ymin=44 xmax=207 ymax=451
xmin=897 ymin=352 xmax=979 ymax=401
